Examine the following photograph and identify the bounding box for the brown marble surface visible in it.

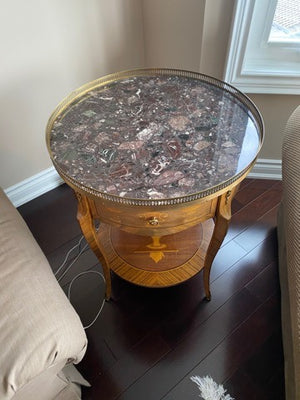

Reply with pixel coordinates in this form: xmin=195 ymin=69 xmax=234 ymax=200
xmin=49 ymin=72 xmax=262 ymax=202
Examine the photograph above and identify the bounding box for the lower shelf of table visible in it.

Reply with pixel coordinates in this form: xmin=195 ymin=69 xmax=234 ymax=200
xmin=97 ymin=219 xmax=214 ymax=288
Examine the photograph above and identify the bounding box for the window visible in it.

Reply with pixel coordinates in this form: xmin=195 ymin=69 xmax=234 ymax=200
xmin=224 ymin=0 xmax=300 ymax=94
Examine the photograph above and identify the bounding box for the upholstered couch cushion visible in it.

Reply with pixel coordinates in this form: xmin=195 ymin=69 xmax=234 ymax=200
xmin=279 ymin=104 xmax=300 ymax=399
xmin=0 ymin=188 xmax=87 ymax=399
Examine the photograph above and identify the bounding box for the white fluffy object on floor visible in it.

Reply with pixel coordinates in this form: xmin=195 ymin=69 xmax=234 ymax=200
xmin=190 ymin=376 xmax=234 ymax=400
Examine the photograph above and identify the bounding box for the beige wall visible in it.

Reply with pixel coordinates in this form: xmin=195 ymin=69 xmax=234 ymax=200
xmin=248 ymin=94 xmax=300 ymax=159
xmin=0 ymin=0 xmax=144 ymax=189
xmin=141 ymin=0 xmax=234 ymax=79
xmin=200 ymin=0 xmax=235 ymax=80
xmin=142 ymin=0 xmax=205 ymax=71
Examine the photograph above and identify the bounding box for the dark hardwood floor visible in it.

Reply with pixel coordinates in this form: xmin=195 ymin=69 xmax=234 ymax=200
xmin=18 ymin=178 xmax=285 ymax=399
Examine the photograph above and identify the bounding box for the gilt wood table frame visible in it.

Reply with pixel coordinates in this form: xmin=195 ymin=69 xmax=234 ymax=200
xmin=75 ymin=181 xmax=241 ymax=301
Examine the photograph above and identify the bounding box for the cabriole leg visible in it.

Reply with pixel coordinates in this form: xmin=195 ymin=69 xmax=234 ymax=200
xmin=203 ymin=188 xmax=236 ymax=301
xmin=75 ymin=192 xmax=112 ymax=300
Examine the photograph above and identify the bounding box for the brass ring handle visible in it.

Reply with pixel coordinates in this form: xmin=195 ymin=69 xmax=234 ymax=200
xmin=148 ymin=217 xmax=159 ymax=226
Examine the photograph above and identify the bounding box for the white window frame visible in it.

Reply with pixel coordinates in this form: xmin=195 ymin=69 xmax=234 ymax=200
xmin=224 ymin=0 xmax=300 ymax=94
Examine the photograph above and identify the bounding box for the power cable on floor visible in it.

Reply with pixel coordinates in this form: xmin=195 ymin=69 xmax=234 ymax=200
xmin=54 ymin=235 xmax=106 ymax=329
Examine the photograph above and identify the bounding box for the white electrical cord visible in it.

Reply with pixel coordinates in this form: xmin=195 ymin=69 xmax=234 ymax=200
xmin=54 ymin=235 xmax=106 ymax=329
xmin=55 ymin=235 xmax=86 ymax=277
xmin=68 ymin=270 xmax=106 ymax=330
xmin=57 ymin=243 xmax=89 ymax=283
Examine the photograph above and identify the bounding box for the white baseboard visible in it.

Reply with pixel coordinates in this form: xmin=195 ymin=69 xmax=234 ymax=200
xmin=248 ymin=158 xmax=282 ymax=180
xmin=4 ymin=166 xmax=63 ymax=207
xmin=4 ymin=158 xmax=282 ymax=207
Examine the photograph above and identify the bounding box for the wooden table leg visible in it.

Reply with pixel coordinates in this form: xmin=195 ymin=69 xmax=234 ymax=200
xmin=203 ymin=188 xmax=235 ymax=301
xmin=75 ymin=192 xmax=112 ymax=300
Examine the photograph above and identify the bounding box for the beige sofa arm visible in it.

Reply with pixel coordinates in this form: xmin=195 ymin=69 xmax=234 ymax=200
xmin=0 ymin=188 xmax=88 ymax=399
xmin=279 ymin=104 xmax=300 ymax=400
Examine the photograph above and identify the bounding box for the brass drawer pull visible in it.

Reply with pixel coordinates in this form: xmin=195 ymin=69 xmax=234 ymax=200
xmin=148 ymin=217 xmax=159 ymax=226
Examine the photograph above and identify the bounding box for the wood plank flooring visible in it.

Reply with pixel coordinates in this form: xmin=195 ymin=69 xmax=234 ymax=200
xmin=18 ymin=178 xmax=285 ymax=399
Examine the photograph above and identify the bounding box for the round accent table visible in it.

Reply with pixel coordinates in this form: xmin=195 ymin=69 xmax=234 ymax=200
xmin=46 ymin=68 xmax=264 ymax=301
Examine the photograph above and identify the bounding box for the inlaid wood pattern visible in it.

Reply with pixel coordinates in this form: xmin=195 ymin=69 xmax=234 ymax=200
xmin=105 ymin=220 xmax=214 ymax=287
xmin=111 ymin=223 xmax=204 ymax=270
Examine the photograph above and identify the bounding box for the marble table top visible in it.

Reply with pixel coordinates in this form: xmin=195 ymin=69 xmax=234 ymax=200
xmin=48 ymin=69 xmax=263 ymax=204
